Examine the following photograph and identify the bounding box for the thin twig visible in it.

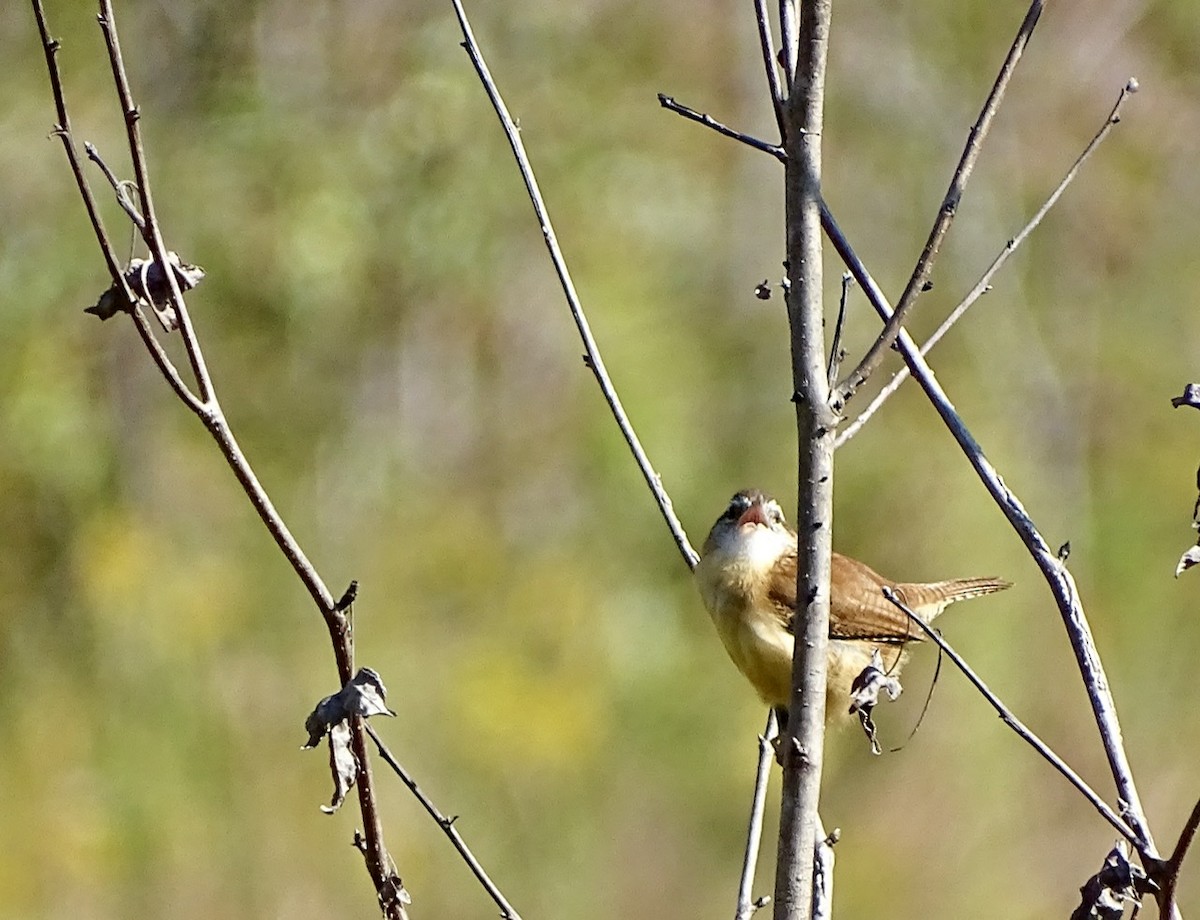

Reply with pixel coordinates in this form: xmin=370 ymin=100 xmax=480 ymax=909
xmin=832 ymin=0 xmax=1047 ymax=410
xmin=817 ymin=199 xmax=1160 ymax=862
xmin=31 ymin=0 xmax=124 ymax=285
xmin=451 ymin=0 xmax=699 ymax=571
xmin=754 ymin=0 xmax=786 ymax=141
xmin=835 ymin=78 xmax=1137 ymax=449
xmin=1160 ymin=795 xmax=1200 ymax=919
xmin=735 ymin=711 xmax=779 ymax=920
xmin=364 ymin=724 xmax=524 ymax=920
xmin=826 ymin=273 xmax=851 ymax=388
xmin=776 ymin=1 xmax=799 ymax=95
xmin=85 ymin=141 xmax=146 ymax=229
xmin=657 ymin=95 xmax=785 ymax=161
xmin=96 ymin=0 xmax=214 ymax=395
xmin=881 ymin=589 xmax=1141 ymax=848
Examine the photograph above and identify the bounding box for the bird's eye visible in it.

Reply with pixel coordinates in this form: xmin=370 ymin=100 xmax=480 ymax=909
xmin=723 ymin=494 xmax=751 ymax=520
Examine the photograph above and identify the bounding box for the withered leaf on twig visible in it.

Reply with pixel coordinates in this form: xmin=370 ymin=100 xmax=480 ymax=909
xmin=303 ymin=667 xmax=396 ymax=814
xmin=1069 ymin=842 xmax=1155 ymax=920
xmin=848 ymin=649 xmax=902 ymax=756
xmin=85 ymin=252 xmax=205 ymax=328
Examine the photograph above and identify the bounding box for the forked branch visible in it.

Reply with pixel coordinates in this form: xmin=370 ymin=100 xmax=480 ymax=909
xmin=836 ymin=79 xmax=1138 ymax=448
xmin=32 ymin=2 xmax=402 ymax=913
xmin=831 ymin=0 xmax=1047 ymax=410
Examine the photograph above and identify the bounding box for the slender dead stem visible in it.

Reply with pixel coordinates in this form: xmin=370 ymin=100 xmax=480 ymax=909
xmin=364 ymin=724 xmax=523 ymax=920
xmin=32 ymin=0 xmax=123 ymax=284
xmin=658 ymin=95 xmax=785 ymax=160
xmin=836 ymin=78 xmax=1137 ymax=448
xmin=735 ymin=711 xmax=780 ymax=920
xmin=832 ymin=0 xmax=1047 ymax=410
xmin=35 ymin=3 xmax=402 ymax=912
xmin=450 ymin=0 xmax=699 ymax=571
xmin=821 ymin=194 xmax=1161 ymax=868
xmin=883 ymin=589 xmax=1141 ymax=848
xmin=754 ymin=0 xmax=786 ymax=141
xmin=96 ymin=0 xmax=214 ymax=390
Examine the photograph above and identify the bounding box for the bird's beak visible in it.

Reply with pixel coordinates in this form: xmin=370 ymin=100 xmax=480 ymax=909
xmin=736 ymin=500 xmax=769 ymax=529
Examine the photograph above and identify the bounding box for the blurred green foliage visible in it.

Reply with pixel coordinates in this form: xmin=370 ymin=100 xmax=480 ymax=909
xmin=2 ymin=1 xmax=1199 ymax=918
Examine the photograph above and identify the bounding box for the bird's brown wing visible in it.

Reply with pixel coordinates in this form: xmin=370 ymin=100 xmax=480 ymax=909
xmin=829 ymin=553 xmax=919 ymax=643
xmin=767 ymin=550 xmax=920 ymax=643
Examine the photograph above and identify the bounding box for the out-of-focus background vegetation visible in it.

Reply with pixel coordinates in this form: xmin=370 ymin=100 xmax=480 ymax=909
xmin=2 ymin=1 xmax=1198 ymax=917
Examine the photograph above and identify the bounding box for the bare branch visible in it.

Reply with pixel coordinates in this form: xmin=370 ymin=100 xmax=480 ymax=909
xmin=364 ymin=724 xmax=524 ymax=920
xmin=35 ymin=3 xmax=403 ymax=911
xmin=754 ymin=0 xmax=786 ymax=141
xmin=735 ymin=711 xmax=780 ymax=920
xmin=836 ymin=78 xmax=1137 ymax=448
xmin=832 ymin=0 xmax=1047 ymax=410
xmin=96 ymin=0 xmax=215 ymax=401
xmin=882 ymin=588 xmax=1142 ymax=849
xmin=450 ymin=0 xmax=699 ymax=570
xmin=31 ymin=0 xmax=125 ymax=286
xmin=818 ymin=195 xmax=1161 ymax=862
xmin=658 ymin=94 xmax=785 ymax=161
xmin=774 ymin=1 xmax=836 ymax=918
xmin=1158 ymin=794 xmax=1200 ymax=919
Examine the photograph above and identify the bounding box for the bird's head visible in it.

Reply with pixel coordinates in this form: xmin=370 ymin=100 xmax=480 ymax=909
xmin=701 ymin=489 xmax=794 ymax=568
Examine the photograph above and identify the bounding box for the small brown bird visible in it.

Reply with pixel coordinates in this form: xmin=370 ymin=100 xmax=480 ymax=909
xmin=695 ymin=489 xmax=1010 ymax=727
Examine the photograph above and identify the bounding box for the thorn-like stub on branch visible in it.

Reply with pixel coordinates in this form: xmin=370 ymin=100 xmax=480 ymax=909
xmin=824 ymin=828 xmax=841 ymax=847
xmin=754 ymin=280 xmax=771 ymax=300
xmin=304 ymin=668 xmax=397 ymax=812
xmin=752 ymin=895 xmax=772 ymax=910
xmin=849 ymin=650 xmax=903 ymax=755
xmin=920 ymin=280 xmax=934 ymax=293
xmin=336 ymin=581 xmax=359 ymax=612
xmin=1058 ymin=541 xmax=1071 ymax=562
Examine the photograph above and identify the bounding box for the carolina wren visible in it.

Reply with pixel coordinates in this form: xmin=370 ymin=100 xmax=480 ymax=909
xmin=695 ymin=489 xmax=1010 ymax=727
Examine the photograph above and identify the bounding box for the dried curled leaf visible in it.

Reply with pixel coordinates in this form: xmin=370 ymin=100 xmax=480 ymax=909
xmin=1069 ymin=842 xmax=1155 ymax=920
xmin=321 ymin=721 xmax=357 ymax=815
xmin=303 ymin=667 xmax=396 ymax=813
xmin=848 ymin=649 xmax=902 ymax=756
xmin=85 ymin=252 xmax=205 ymax=329
xmin=1176 ymin=544 xmax=1200 ymax=578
